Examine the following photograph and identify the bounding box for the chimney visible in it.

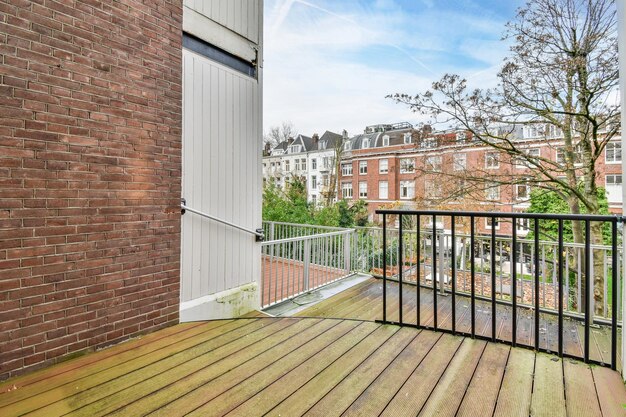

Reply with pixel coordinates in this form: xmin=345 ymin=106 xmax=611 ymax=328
xmin=287 ymin=137 xmax=294 ymax=145
xmin=342 ymin=129 xmax=349 ymax=139
xmin=264 ymin=142 xmax=271 ymax=155
xmin=312 ymin=133 xmax=319 ymax=143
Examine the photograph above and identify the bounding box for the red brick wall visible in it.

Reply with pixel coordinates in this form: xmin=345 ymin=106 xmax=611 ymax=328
xmin=0 ymin=0 xmax=183 ymax=380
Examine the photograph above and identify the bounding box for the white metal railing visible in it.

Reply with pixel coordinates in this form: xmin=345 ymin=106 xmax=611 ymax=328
xmin=260 ymin=228 xmax=354 ymax=308
xmin=262 ymin=221 xmax=347 ymax=241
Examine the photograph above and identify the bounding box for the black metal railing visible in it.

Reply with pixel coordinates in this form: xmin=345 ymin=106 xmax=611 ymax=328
xmin=376 ymin=209 xmax=622 ymax=369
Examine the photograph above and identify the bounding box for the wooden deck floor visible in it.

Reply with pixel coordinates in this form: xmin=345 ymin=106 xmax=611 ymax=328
xmin=1 ymin=317 xmax=625 ymax=417
xmin=297 ymin=278 xmax=621 ymax=368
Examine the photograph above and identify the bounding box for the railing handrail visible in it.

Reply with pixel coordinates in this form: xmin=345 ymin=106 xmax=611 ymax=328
xmin=375 ymin=208 xmax=622 ymax=222
xmin=261 ymin=229 xmax=354 ymax=246
xmin=182 ymin=202 xmax=264 ymax=239
xmin=262 ymin=220 xmax=350 ymax=231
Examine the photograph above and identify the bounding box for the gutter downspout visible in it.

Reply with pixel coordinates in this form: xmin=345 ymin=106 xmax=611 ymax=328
xmin=617 ymin=0 xmax=626 ymax=380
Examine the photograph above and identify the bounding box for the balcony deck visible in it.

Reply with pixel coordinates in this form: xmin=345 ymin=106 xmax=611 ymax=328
xmin=1 ymin=316 xmax=625 ymax=417
xmin=296 ymin=277 xmax=621 ymax=369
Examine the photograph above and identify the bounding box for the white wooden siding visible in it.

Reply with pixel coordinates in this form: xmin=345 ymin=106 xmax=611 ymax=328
xmin=181 ymin=48 xmax=262 ymax=303
xmin=183 ymin=0 xmax=260 ymax=44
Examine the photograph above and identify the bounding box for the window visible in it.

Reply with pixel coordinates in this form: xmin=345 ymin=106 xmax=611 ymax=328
xmin=424 ymin=180 xmax=440 ymax=199
xmin=342 ymin=182 xmax=353 ymax=199
xmin=311 ymin=194 xmax=317 ymax=205
xmin=400 ymin=180 xmax=415 ymax=199
xmin=425 ymin=156 xmax=442 ymax=172
xmin=359 ymin=181 xmax=368 ymax=198
xmin=400 ymin=158 xmax=415 ymax=173
xmin=311 ymin=158 xmax=317 ymax=170
xmin=322 ymin=175 xmax=329 ymax=186
xmin=404 ymin=133 xmax=412 ymax=144
xmin=486 ymin=218 xmax=500 ymax=230
xmin=284 ymin=160 xmax=290 ymax=171
xmin=556 ymin=144 xmax=582 ymax=164
xmin=322 ymin=157 xmax=329 ymax=169
xmin=606 ymin=174 xmax=622 ymax=203
xmin=288 ymin=145 xmax=301 ymax=153
xmin=453 ymin=153 xmax=467 ymax=171
xmin=516 ymin=183 xmax=530 ymax=200
xmin=362 ymin=138 xmax=370 ymax=149
xmin=379 ymin=181 xmax=388 ymax=199
xmin=301 ymin=158 xmax=306 ymax=171
xmin=379 ymin=159 xmax=388 ymax=174
xmin=359 ymin=161 xmax=368 ymax=175
xmin=382 ymin=135 xmax=390 ymax=146
xmin=456 ymin=132 xmax=467 ymax=143
xmin=422 ymin=137 xmax=437 ymax=148
xmin=515 ymin=148 xmax=540 ymax=168
xmin=606 ymin=142 xmax=622 ymax=163
xmin=311 ymin=175 xmax=317 ymax=190
xmin=344 ymin=141 xmax=352 ymax=151
xmin=295 ymin=159 xmax=300 ymax=171
xmin=319 ymin=141 xmax=327 ymax=150
xmin=485 ymin=183 xmax=500 ymax=200
xmin=341 ymin=162 xmax=353 ymax=176
xmin=516 ymin=218 xmax=530 ymax=232
xmin=485 ymin=152 xmax=499 ymax=169
xmin=606 ymin=174 xmax=622 ymax=186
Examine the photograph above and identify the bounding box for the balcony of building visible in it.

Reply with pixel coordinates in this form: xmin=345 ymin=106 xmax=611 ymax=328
xmin=2 ymin=211 xmax=626 ymax=416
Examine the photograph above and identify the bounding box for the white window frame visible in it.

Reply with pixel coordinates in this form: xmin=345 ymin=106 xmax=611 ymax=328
xmin=359 ymin=160 xmax=368 ymax=175
xmin=311 ymin=175 xmax=317 ymax=190
xmin=605 ymin=142 xmax=622 ymax=164
xmin=485 ymin=217 xmax=500 ymax=230
xmin=341 ymin=162 xmax=353 ymax=176
xmin=344 ymin=141 xmax=351 ymax=151
xmin=301 ymin=158 xmax=306 ymax=171
xmin=311 ymin=158 xmax=317 ymax=170
xmin=400 ymin=158 xmax=416 ymax=174
xmin=342 ymin=182 xmax=353 ymax=199
xmin=382 ymin=135 xmax=390 ymax=146
xmin=485 ymin=183 xmax=500 ymax=201
xmin=359 ymin=181 xmax=367 ymax=199
xmin=424 ymin=180 xmax=440 ymax=200
xmin=284 ymin=160 xmax=290 ymax=171
xmin=295 ymin=159 xmax=300 ymax=171
xmin=425 ymin=156 xmax=442 ymax=172
xmin=606 ymin=174 xmax=623 ymax=186
xmin=515 ymin=148 xmax=540 ymax=169
xmin=516 ymin=218 xmax=530 ymax=233
xmin=362 ymin=138 xmax=370 ymax=149
xmin=400 ymin=180 xmax=415 ymax=199
xmin=453 ymin=153 xmax=467 ymax=171
xmin=515 ymin=183 xmax=530 ymax=201
xmin=379 ymin=181 xmax=388 ymax=199
xmin=485 ymin=152 xmax=500 ymax=169
xmin=379 ymin=158 xmax=388 ymax=174
xmin=403 ymin=133 xmax=412 ymax=144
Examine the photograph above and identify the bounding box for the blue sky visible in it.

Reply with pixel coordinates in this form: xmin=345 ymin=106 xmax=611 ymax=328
xmin=263 ymin=0 xmax=524 ymax=136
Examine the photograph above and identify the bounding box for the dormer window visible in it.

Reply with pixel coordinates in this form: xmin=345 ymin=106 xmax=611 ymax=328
xmin=403 ymin=133 xmax=412 ymax=144
xmin=288 ymin=145 xmax=302 ymax=154
xmin=362 ymin=138 xmax=370 ymax=149
xmin=319 ymin=141 xmax=327 ymax=150
xmin=456 ymin=132 xmax=466 ymax=143
xmin=344 ymin=141 xmax=352 ymax=151
xmin=382 ymin=135 xmax=389 ymax=146
xmin=422 ymin=137 xmax=437 ymax=148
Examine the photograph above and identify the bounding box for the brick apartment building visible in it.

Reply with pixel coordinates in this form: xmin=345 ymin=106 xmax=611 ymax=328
xmin=338 ymin=123 xmax=622 ymax=236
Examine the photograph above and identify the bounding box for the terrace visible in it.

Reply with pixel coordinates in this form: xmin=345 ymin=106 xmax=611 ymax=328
xmin=2 ymin=211 xmax=626 ymax=416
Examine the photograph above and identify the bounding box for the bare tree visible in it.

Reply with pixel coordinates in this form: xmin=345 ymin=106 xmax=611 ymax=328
xmin=389 ymin=0 xmax=620 ymax=314
xmin=264 ymin=121 xmax=297 ymax=148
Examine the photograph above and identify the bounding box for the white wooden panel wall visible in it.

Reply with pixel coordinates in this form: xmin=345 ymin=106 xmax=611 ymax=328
xmin=183 ymin=0 xmax=260 ymax=44
xmin=181 ymin=49 xmax=262 ymax=303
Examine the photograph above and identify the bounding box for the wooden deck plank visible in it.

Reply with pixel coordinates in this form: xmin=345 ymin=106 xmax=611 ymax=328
xmin=186 ymin=320 xmax=367 ymax=416
xmin=530 ymin=353 xmax=566 ymax=417
xmin=563 ymin=359 xmax=602 ymax=417
xmin=0 ymin=322 xmax=204 ymax=395
xmin=417 ymin=338 xmax=487 ymax=417
xmin=303 ymin=325 xmax=419 ymax=417
xmin=138 ymin=319 xmax=340 ymax=417
xmin=225 ymin=322 xmax=383 ymax=416
xmin=294 ymin=280 xmax=379 ymax=317
xmin=59 ymin=318 xmax=306 ymax=417
xmin=493 ymin=348 xmax=535 ymax=417
xmin=456 ymin=342 xmax=510 ymax=417
xmin=266 ymin=325 xmax=401 ymax=417
xmin=0 ymin=319 xmax=255 ymax=415
xmin=591 ymin=366 xmax=626 ymax=417
xmin=341 ymin=330 xmax=442 ymax=417
xmin=379 ymin=334 xmax=464 ymax=417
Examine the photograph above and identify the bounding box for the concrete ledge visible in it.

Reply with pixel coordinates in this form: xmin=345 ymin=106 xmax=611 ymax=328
xmin=180 ymin=282 xmax=260 ymax=322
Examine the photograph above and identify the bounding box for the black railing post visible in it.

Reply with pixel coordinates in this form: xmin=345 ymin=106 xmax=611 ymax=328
xmin=451 ymin=215 xmax=456 ymax=335
xmin=584 ymin=219 xmax=590 ymax=363
xmin=382 ymin=213 xmax=387 ymax=323
xmin=512 ymin=220 xmax=517 ymax=347
xmin=558 ymin=218 xmax=564 ymax=357
xmin=399 ymin=214 xmax=403 ymax=325
xmin=470 ymin=215 xmax=476 ymax=338
xmin=416 ymin=215 xmax=421 ymax=327
xmin=534 ymin=219 xmax=540 ymax=350
xmin=611 ymin=218 xmax=618 ymax=370
xmin=432 ymin=214 xmax=437 ymax=330
xmin=491 ymin=216 xmax=496 ymax=342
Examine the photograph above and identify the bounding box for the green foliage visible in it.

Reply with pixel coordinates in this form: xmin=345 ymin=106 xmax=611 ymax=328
xmin=262 ymin=180 xmax=371 ymax=228
xmin=527 ymin=187 xmax=611 ymax=243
